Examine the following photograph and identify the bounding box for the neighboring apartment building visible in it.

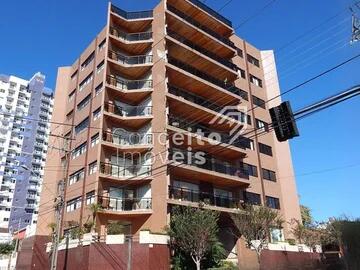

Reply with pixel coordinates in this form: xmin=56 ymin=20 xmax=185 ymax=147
xmin=35 ymin=0 xmax=301 ymax=266
xmin=0 ymin=73 xmax=53 ymax=240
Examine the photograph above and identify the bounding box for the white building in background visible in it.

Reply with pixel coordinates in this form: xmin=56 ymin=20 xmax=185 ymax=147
xmin=0 ymin=72 xmax=53 ymax=241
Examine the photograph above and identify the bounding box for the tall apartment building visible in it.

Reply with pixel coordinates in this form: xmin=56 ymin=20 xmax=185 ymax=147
xmin=36 ymin=0 xmax=301 ymax=264
xmin=0 ymin=73 xmax=53 ymax=240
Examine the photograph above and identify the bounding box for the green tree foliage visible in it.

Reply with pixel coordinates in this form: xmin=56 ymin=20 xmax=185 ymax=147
xmin=167 ymin=206 xmax=220 ymax=270
xmin=231 ymin=204 xmax=283 ymax=264
xmin=300 ymin=205 xmax=313 ymax=227
xmin=0 ymin=242 xmax=14 ymax=255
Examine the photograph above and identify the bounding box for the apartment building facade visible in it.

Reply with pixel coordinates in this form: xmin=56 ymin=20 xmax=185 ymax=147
xmin=0 ymin=73 xmax=53 ymax=239
xmin=36 ymin=0 xmax=301 ymax=265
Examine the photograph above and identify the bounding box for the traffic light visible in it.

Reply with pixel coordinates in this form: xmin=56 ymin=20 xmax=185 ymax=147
xmin=269 ymin=101 xmax=299 ymax=142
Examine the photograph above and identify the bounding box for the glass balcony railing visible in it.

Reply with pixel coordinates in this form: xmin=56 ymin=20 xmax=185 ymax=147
xmin=98 ymin=195 xmax=152 ymax=212
xmin=110 ymin=27 xmax=152 ymax=42
xmin=169 ymin=148 xmax=249 ymax=180
xmin=168 ymin=114 xmax=251 ymax=149
xmin=168 ymin=85 xmax=249 ymax=114
xmin=167 ymin=57 xmax=245 ymax=98
xmin=169 ymin=186 xmax=243 ymax=209
xmin=167 ymin=5 xmax=235 ymax=49
xmin=104 ymin=102 xmax=152 ymax=117
xmin=100 ymin=162 xmax=151 ymax=178
xmin=106 ymin=75 xmax=153 ymax=90
xmin=108 ymin=50 xmax=153 ymax=65
xmin=102 ymin=131 xmax=153 ymax=146
xmin=187 ymin=0 xmax=232 ymax=27
xmin=167 ymin=30 xmax=237 ymax=71
xmin=111 ymin=5 xmax=153 ymax=20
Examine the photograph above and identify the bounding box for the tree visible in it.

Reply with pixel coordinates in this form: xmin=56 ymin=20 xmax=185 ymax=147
xmin=0 ymin=242 xmax=14 ymax=255
xmin=300 ymin=205 xmax=313 ymax=227
xmin=290 ymin=219 xmax=307 ymax=244
xmin=167 ymin=206 xmax=220 ymax=270
xmin=230 ymin=204 xmax=283 ymax=265
xmin=88 ymin=203 xmax=102 ymax=232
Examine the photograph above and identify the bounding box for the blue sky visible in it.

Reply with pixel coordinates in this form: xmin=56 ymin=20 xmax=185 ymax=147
xmin=0 ymin=0 xmax=359 ymax=221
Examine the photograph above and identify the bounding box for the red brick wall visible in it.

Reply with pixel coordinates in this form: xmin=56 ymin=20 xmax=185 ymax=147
xmin=16 ymin=238 xmax=170 ymax=270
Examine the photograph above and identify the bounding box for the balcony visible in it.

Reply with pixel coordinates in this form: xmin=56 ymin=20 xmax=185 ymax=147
xmin=108 ymin=51 xmax=152 ymax=78
xmin=167 ymin=30 xmax=238 ymax=74
xmin=104 ymin=101 xmax=152 ymax=128
xmin=111 ymin=5 xmax=153 ymax=20
xmin=102 ymin=131 xmax=152 ymax=153
xmin=98 ymin=196 xmax=152 ymax=215
xmin=168 ymin=186 xmax=243 ymax=212
xmin=107 ymin=75 xmax=153 ymax=91
xmin=169 ymin=148 xmax=249 ymax=187
xmin=168 ymin=115 xmax=249 ymax=158
xmin=27 ymin=185 xmax=38 ymax=191
xmin=167 ymin=5 xmax=235 ymax=50
xmin=26 ymin=194 xmax=38 ymax=200
xmin=100 ymin=162 xmax=152 ymax=181
xmin=110 ymin=27 xmax=152 ymax=42
xmin=25 ymin=204 xmax=36 ymax=209
xmin=167 ymin=57 xmax=244 ymax=99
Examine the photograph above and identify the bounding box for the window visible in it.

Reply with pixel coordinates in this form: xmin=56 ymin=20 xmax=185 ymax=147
xmin=69 ymin=168 xmax=85 ymax=185
xmin=252 ymin=95 xmax=266 ymax=109
xmin=247 ymin=54 xmax=260 ymax=67
xmin=266 ymin=196 xmax=280 ymax=209
xmin=66 ymin=197 xmax=82 ymax=212
xmin=66 ymin=110 xmax=74 ymax=120
xmin=98 ymin=39 xmax=106 ymax=51
xmin=3 ymin=218 xmax=9 ymax=221
xmin=68 ymin=90 xmax=76 ymax=101
xmin=77 ymin=94 xmax=91 ymax=111
xmin=88 ymin=161 xmax=98 ymax=175
xmin=81 ymin=52 xmax=95 ymax=71
xmin=79 ymin=73 xmax=93 ymax=91
xmin=244 ymin=192 xmax=261 ymax=205
xmin=75 ymin=117 xmax=89 ymax=134
xmin=258 ymin=143 xmax=273 ymax=156
xmin=255 ymin=119 xmax=269 ymax=132
xmin=71 ymin=71 xmax=78 ymax=81
xmin=248 ymin=139 xmax=255 ymax=150
xmin=93 ymin=107 xmax=101 ymax=120
xmin=91 ymin=133 xmax=99 ymax=147
xmin=236 ymin=47 xmax=243 ymax=58
xmin=238 ymin=68 xmax=246 ymax=79
xmin=97 ymin=61 xmax=105 ymax=73
xmin=241 ymin=162 xmax=258 ymax=177
xmin=86 ymin=191 xmax=95 ymax=205
xmin=95 ymin=83 xmax=103 ymax=96
xmin=262 ymin=168 xmax=276 ymax=182
xmin=250 ymin=75 xmax=263 ymax=88
xmin=240 ymin=112 xmax=252 ymax=125
xmin=71 ymin=142 xmax=87 ymax=159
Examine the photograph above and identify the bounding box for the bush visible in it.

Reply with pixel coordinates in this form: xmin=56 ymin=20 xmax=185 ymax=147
xmin=107 ymin=222 xmax=125 ymax=235
xmin=0 ymin=242 xmax=14 ymax=255
xmin=286 ymin=238 xmax=296 ymax=245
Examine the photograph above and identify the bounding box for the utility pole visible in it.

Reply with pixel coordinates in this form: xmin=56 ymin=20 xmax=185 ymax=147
xmin=49 ymin=136 xmax=71 ymax=270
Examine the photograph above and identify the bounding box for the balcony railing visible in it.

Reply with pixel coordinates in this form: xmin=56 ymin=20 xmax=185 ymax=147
xmin=167 ymin=57 xmax=244 ymax=98
xmin=167 ymin=5 xmax=235 ymax=49
xmin=168 ymin=85 xmax=249 ymax=116
xmin=167 ymin=30 xmax=237 ymax=71
xmin=103 ymin=131 xmax=153 ymax=146
xmin=98 ymin=195 xmax=152 ymax=211
xmin=110 ymin=27 xmax=153 ymax=42
xmin=169 ymin=148 xmax=249 ymax=179
xmin=187 ymin=0 xmax=232 ymax=27
xmin=169 ymin=186 xmax=243 ymax=209
xmin=107 ymin=75 xmax=153 ymax=90
xmin=100 ymin=162 xmax=151 ymax=178
xmin=104 ymin=102 xmax=152 ymax=117
xmin=111 ymin=5 xmax=153 ymax=20
xmin=108 ymin=50 xmax=153 ymax=65
xmin=168 ymin=115 xmax=251 ymax=149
